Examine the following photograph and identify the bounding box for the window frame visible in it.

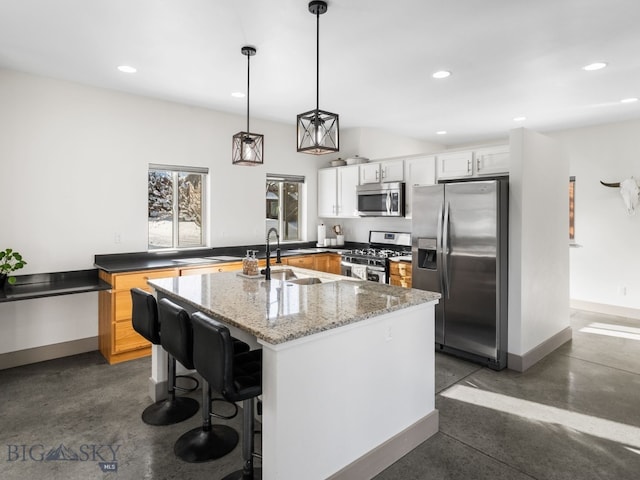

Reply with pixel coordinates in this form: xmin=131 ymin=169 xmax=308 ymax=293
xmin=148 ymin=164 xmax=208 ymax=251
xmin=266 ymin=174 xmax=305 ymax=243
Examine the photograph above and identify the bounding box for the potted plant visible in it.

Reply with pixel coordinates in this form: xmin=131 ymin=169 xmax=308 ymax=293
xmin=0 ymin=248 xmax=27 ymax=289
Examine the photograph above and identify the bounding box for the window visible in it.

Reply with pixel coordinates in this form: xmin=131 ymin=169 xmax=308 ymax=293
xmin=266 ymin=174 xmax=304 ymax=241
xmin=148 ymin=164 xmax=208 ymax=250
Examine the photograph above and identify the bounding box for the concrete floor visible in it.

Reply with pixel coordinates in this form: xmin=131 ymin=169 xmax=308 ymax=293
xmin=1 ymin=309 xmax=639 ymax=479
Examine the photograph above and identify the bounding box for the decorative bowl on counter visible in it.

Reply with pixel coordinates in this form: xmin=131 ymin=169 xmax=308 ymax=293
xmin=329 ymin=158 xmax=346 ymax=167
xmin=345 ymin=155 xmax=369 ymax=165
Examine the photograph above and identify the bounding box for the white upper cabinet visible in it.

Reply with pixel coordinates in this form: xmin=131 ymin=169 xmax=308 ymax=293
xmin=318 ymin=168 xmax=337 ymax=217
xmin=405 ymin=156 xmax=436 ymax=219
xmin=336 ymin=165 xmax=359 ymax=217
xmin=317 ymin=165 xmax=359 ymax=218
xmin=436 ymin=151 xmax=474 ymax=179
xmin=474 ymin=145 xmax=510 ymax=176
xmin=359 ymin=159 xmax=404 ymax=184
xmin=436 ymin=145 xmax=509 ymax=180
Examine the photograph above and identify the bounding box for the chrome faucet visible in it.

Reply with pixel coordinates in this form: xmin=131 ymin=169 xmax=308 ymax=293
xmin=263 ymin=227 xmax=282 ymax=280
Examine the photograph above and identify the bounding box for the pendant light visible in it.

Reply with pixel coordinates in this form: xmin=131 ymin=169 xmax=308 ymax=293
xmin=233 ymin=46 xmax=264 ymax=166
xmin=296 ymin=0 xmax=339 ymax=155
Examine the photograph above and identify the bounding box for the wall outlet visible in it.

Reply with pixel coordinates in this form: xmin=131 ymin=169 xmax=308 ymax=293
xmin=385 ymin=326 xmax=393 ymax=342
xmin=618 ymin=286 xmax=627 ymax=296
xmin=114 ymin=233 xmax=121 ymax=244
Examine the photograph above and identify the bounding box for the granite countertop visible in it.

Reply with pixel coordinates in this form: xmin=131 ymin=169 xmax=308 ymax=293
xmin=148 ymin=266 xmax=440 ymax=345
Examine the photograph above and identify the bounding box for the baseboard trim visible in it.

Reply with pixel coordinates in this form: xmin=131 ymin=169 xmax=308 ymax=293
xmin=508 ymin=326 xmax=572 ymax=372
xmin=0 ymin=337 xmax=98 ymax=370
xmin=570 ymin=300 xmax=640 ymax=320
xmin=327 ymin=409 xmax=439 ymax=480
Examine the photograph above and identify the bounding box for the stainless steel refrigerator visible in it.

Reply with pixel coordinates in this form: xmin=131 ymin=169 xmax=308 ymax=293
xmin=412 ymin=178 xmax=508 ymax=370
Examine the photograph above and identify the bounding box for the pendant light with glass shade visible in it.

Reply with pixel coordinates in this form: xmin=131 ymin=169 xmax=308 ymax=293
xmin=297 ymin=0 xmax=339 ymax=155
xmin=233 ymin=46 xmax=264 ymax=166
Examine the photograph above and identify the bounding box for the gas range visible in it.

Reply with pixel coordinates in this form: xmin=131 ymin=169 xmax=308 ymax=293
xmin=341 ymin=248 xmax=412 ymax=267
xmin=340 ymin=231 xmax=411 ymax=283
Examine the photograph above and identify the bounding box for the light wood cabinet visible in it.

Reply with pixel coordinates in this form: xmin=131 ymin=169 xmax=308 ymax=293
xmin=389 ymin=261 xmax=412 ymax=288
xmin=99 ymin=268 xmax=178 ymax=364
xmin=99 ymin=254 xmax=342 ymax=364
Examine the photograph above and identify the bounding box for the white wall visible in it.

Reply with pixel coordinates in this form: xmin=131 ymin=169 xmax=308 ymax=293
xmin=508 ymin=128 xmax=570 ymax=356
xmin=549 ymin=120 xmax=640 ymax=316
xmin=0 ymin=68 xmax=325 ymax=355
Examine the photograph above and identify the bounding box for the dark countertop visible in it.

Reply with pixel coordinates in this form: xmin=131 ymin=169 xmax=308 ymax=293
xmin=94 ymin=242 xmax=364 ymax=274
xmin=0 ymin=269 xmax=110 ymax=303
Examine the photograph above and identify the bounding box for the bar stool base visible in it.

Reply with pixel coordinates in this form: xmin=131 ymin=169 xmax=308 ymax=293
xmin=141 ymin=397 xmax=199 ymax=426
xmin=174 ymin=425 xmax=239 ymax=463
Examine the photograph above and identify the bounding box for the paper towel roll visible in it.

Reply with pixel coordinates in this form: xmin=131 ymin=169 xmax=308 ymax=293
xmin=317 ymin=224 xmax=326 ymax=247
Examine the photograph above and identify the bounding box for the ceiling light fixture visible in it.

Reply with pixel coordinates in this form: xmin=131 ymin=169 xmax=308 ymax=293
xmin=432 ymin=70 xmax=451 ymax=79
xmin=117 ymin=65 xmax=137 ymax=73
xmin=620 ymin=97 xmax=638 ymax=104
xmin=582 ymin=62 xmax=607 ymax=71
xmin=436 ymin=131 xmax=447 ymax=135
xmin=232 ymin=46 xmax=264 ymax=166
xmin=231 ymin=91 xmax=245 ymax=98
xmin=296 ymin=0 xmax=339 ymax=155
xmin=513 ymin=116 xmax=527 ymax=122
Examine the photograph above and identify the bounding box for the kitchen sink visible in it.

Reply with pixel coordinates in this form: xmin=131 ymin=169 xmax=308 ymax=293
xmin=286 ymin=277 xmax=322 ymax=285
xmin=269 ymin=269 xmax=298 ymax=281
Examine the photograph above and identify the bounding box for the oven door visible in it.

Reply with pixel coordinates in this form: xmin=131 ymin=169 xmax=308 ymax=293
xmin=357 ymin=182 xmax=405 ymax=217
xmin=366 ymin=265 xmax=387 ymax=284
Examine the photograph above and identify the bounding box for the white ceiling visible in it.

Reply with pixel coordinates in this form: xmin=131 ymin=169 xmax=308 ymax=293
xmin=1 ymin=0 xmax=639 ymax=146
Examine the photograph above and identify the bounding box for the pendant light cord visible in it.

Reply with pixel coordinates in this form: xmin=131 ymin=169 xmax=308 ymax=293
xmin=246 ymin=52 xmax=251 ymax=135
xmin=315 ymin=7 xmax=320 ymax=113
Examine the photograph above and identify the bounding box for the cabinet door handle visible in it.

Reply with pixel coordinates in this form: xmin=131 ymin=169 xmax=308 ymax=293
xmin=467 ymin=159 xmax=472 ymax=173
xmin=476 ymin=158 xmax=481 ymax=171
xmin=376 ymin=169 xmax=380 ymax=180
xmin=381 ymin=168 xmax=386 ymax=180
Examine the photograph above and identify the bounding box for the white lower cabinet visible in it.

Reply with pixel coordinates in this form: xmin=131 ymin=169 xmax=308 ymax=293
xmin=318 ymin=165 xmax=359 ymax=218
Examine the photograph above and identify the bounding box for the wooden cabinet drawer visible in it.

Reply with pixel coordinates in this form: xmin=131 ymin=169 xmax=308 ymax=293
xmin=286 ymin=256 xmax=315 ymax=269
xmin=113 ymin=268 xmax=178 ymax=291
xmin=180 ymin=261 xmax=246 ymax=275
xmin=389 ymin=261 xmax=412 ymax=276
xmin=113 ymin=321 xmax=150 ymax=353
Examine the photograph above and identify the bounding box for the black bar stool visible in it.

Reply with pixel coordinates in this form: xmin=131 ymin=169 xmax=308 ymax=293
xmin=174 ymin=314 xmax=252 ymax=463
xmin=131 ymin=288 xmax=199 ymax=425
xmin=190 ymin=312 xmax=262 ymax=479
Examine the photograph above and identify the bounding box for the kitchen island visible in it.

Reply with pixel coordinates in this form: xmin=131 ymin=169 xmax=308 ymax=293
xmin=148 ymin=267 xmax=440 ymax=480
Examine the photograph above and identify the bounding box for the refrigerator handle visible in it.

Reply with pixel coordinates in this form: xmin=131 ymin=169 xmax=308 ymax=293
xmin=442 ymin=201 xmax=451 ymax=298
xmin=436 ymin=202 xmax=446 ymax=297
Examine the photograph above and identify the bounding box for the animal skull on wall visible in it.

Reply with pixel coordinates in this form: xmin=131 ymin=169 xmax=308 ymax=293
xmin=600 ymin=177 xmax=640 ymax=215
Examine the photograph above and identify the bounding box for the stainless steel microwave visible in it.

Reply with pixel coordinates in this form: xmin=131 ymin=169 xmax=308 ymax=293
xmin=356 ymin=182 xmax=405 ymax=217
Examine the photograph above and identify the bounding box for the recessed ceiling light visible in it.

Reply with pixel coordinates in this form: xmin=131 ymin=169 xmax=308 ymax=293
xmin=117 ymin=65 xmax=137 ymax=74
xmin=582 ymin=62 xmax=607 ymax=71
xmin=231 ymin=92 xmax=246 ymax=98
xmin=513 ymin=116 xmax=527 ymax=122
xmin=620 ymin=97 xmax=638 ymax=103
xmin=432 ymin=70 xmax=451 ymax=79
xmin=436 ymin=130 xmax=447 ymax=135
